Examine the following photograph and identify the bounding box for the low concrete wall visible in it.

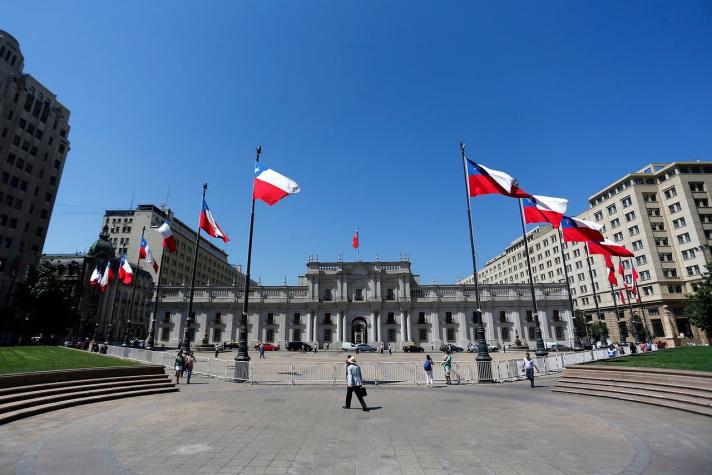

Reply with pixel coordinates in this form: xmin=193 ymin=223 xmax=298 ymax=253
xmin=0 ymin=365 xmax=166 ymax=389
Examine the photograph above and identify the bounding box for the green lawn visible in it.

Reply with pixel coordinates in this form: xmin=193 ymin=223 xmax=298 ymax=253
xmin=0 ymin=346 xmax=141 ymax=375
xmin=596 ymin=346 xmax=712 ymax=372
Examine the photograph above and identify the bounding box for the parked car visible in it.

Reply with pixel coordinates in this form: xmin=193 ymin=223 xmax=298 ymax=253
xmin=439 ymin=344 xmax=464 ymax=352
xmin=341 ymin=342 xmax=358 ymax=351
xmin=287 ymin=341 xmax=313 ymax=352
xmin=403 ymin=344 xmax=424 ymax=353
xmin=253 ymin=343 xmax=280 ymax=351
xmin=548 ymin=343 xmax=572 ymax=352
xmin=357 ymin=343 xmax=377 ymax=352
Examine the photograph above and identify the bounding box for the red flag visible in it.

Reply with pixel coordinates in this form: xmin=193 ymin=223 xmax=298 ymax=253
xmin=466 ymin=160 xmax=530 ymax=198
xmin=607 ymin=266 xmax=618 ymax=286
xmin=352 ymin=228 xmax=359 ymax=249
xmin=157 ymin=222 xmax=177 ymax=253
xmin=588 ymin=239 xmax=634 ymax=257
xmin=199 ymin=199 xmax=229 ymax=243
xmin=99 ymin=262 xmax=115 ymax=292
xmin=118 ymin=257 xmax=134 ymax=285
xmin=618 ymin=258 xmax=625 ymax=279
xmin=619 ymin=288 xmax=627 ymax=304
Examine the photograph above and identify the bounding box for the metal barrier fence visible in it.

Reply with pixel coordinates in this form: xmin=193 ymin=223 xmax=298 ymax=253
xmin=106 ymin=346 xmax=628 ymax=385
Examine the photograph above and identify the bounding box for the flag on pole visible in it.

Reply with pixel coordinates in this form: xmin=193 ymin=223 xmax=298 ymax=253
xmin=352 ymin=228 xmax=359 ymax=249
xmin=560 ymin=216 xmax=605 ymax=243
xmin=157 ymin=222 xmax=177 ymax=253
xmin=466 ymin=160 xmax=530 ymax=198
xmin=99 ymin=262 xmax=114 ymax=292
xmin=118 ymin=256 xmax=134 ymax=285
xmin=199 ymin=199 xmax=230 ymax=243
xmin=139 ymin=237 xmax=159 ymax=272
xmin=522 ymin=195 xmax=567 ymax=227
xmin=619 ymin=288 xmax=627 ymax=304
xmin=89 ymin=266 xmax=101 ymax=286
xmin=631 ymin=261 xmax=639 ymax=297
xmin=588 ymin=239 xmax=635 ymax=257
xmin=253 ymin=163 xmax=301 ymax=205
xmin=607 ymin=265 xmax=618 ymax=286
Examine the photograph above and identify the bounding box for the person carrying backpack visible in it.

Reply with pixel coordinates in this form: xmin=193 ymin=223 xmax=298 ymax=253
xmin=423 ymin=354 xmax=434 ymax=388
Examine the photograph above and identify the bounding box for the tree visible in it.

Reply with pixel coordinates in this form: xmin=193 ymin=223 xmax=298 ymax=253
xmin=684 ymin=262 xmax=712 ymax=338
xmin=13 ymin=260 xmax=79 ymax=340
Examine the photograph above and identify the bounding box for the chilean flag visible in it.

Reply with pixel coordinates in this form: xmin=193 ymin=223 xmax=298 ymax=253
xmin=523 ymin=195 xmax=567 ymax=227
xmin=157 ymin=222 xmax=177 ymax=253
xmin=619 ymin=288 xmax=627 ymax=304
xmin=561 ymin=216 xmax=605 ymax=243
xmin=352 ymin=228 xmax=359 ymax=249
xmin=466 ymin=160 xmax=530 ymax=198
xmin=631 ymin=262 xmax=639 ymax=298
xmin=253 ymin=163 xmax=301 ymax=205
xmin=118 ymin=256 xmax=134 ymax=285
xmin=588 ymin=239 xmax=634 ymax=257
xmin=89 ymin=266 xmax=101 ymax=286
xmin=199 ymin=200 xmax=229 ymax=243
xmin=139 ymin=238 xmax=159 ymax=272
xmin=98 ymin=262 xmax=114 ymax=292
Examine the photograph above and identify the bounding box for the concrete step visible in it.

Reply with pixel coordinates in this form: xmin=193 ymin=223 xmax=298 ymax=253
xmin=558 ymin=377 xmax=712 ymax=400
xmin=0 ymin=374 xmax=171 ymax=396
xmin=552 ymin=386 xmax=712 ymax=417
xmin=564 ymin=367 xmax=712 ymax=390
xmin=555 ymin=381 xmax=712 ymax=409
xmin=0 ymin=386 xmax=179 ymax=425
xmin=0 ymin=382 xmax=176 ymax=414
xmin=0 ymin=377 xmax=173 ymax=404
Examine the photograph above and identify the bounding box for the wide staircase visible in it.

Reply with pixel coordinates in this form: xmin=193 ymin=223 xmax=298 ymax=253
xmin=0 ymin=365 xmax=178 ymax=425
xmin=552 ymin=365 xmax=712 ymax=417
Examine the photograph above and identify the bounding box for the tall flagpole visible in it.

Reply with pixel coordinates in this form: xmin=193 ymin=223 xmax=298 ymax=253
xmin=517 ymin=200 xmax=548 ymax=356
xmin=584 ymin=244 xmax=606 ymax=347
xmin=183 ymin=184 xmax=207 ymax=352
xmin=146 ymin=242 xmax=168 ymax=350
xmin=459 ymin=143 xmax=490 ymax=363
xmin=625 ymin=285 xmax=640 ymax=344
xmin=633 ymin=277 xmax=651 ymax=343
xmin=558 ymin=228 xmax=582 ymax=350
xmin=123 ymin=227 xmax=145 ymax=347
xmin=608 ymin=281 xmax=623 ymax=343
xmin=235 ymin=147 xmax=262 ymax=365
xmin=105 ymin=276 xmax=120 ymax=346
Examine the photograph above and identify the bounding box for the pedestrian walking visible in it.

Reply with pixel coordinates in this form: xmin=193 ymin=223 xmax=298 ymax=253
xmin=423 ymin=354 xmax=434 ymax=388
xmin=174 ymin=350 xmax=185 ymax=384
xmin=343 ymin=356 xmax=369 ymax=411
xmin=259 ymin=342 xmax=266 ymax=359
xmin=522 ymin=352 xmax=539 ymax=388
xmin=388 ymin=344 xmax=392 ymax=356
xmin=185 ymin=351 xmax=195 ymax=384
xmin=215 ymin=343 xmax=220 ymax=358
xmin=442 ymin=351 xmax=453 ymax=384
xmin=380 ymin=343 xmax=384 ymax=354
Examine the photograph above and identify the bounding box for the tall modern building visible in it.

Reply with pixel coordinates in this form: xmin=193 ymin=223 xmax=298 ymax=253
xmin=0 ymin=30 xmax=71 ymax=304
xmin=101 ymin=204 xmax=245 ymax=287
xmin=466 ymin=162 xmax=712 ymax=345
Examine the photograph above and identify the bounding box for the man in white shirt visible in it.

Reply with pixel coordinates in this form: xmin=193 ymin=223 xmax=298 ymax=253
xmin=522 ymin=353 xmax=539 ymax=388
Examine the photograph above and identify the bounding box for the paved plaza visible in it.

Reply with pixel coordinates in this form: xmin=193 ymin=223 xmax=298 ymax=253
xmin=1 ymin=373 xmax=711 ymax=475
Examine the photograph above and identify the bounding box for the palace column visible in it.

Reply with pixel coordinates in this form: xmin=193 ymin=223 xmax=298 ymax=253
xmin=369 ymin=312 xmax=376 ymax=344
xmin=400 ymin=311 xmax=408 ymax=342
xmin=342 ymin=312 xmax=348 ymax=342
xmin=306 ymin=311 xmax=313 ymax=342
xmin=336 ymin=312 xmax=342 ymax=343
xmin=313 ymin=312 xmax=318 ymax=343
xmin=459 ymin=311 xmax=468 ymax=345
xmin=375 ymin=311 xmax=381 ymax=342
xmin=539 ymin=310 xmax=551 ymax=340
xmin=431 ymin=311 xmax=441 ymax=343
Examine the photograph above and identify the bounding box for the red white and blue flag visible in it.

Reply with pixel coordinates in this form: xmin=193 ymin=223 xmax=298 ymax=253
xmin=139 ymin=237 xmax=159 ymax=272
xmin=466 ymin=160 xmax=530 ymax=198
xmin=89 ymin=266 xmax=101 ymax=286
xmin=253 ymin=163 xmax=301 ymax=205
xmin=199 ymin=199 xmax=229 ymax=243
xmin=588 ymin=239 xmax=634 ymax=258
xmin=98 ymin=262 xmax=114 ymax=292
xmin=560 ymin=216 xmax=605 ymax=243
xmin=157 ymin=222 xmax=177 ymax=253
xmin=118 ymin=256 xmax=134 ymax=285
xmin=522 ymin=195 xmax=568 ymax=227
xmin=352 ymin=228 xmax=359 ymax=249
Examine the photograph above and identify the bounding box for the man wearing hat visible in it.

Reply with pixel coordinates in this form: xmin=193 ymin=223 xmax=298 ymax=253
xmin=344 ymin=356 xmax=369 ymax=411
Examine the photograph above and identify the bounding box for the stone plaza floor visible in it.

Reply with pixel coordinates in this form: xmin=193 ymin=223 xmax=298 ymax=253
xmin=1 ymin=374 xmax=710 ymax=475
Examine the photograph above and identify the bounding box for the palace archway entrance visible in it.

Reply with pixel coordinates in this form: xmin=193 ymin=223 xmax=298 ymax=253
xmin=351 ymin=317 xmax=368 ymax=344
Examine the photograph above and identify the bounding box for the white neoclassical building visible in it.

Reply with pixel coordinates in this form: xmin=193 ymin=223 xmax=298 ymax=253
xmin=154 ymin=259 xmax=574 ymax=350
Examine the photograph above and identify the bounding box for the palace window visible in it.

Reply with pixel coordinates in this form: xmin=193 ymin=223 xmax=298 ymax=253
xmin=323 ymin=289 xmax=333 ymax=301
xmin=418 ymin=312 xmax=426 ymax=324
xmin=446 ymin=328 xmax=455 ymax=342
xmin=324 ymin=312 xmax=332 ymax=325
xmin=387 ymin=312 xmax=396 ymax=324
xmin=324 ymin=328 xmax=332 ymax=342
xmin=418 ymin=328 xmax=427 ymax=342
xmin=266 ymin=329 xmax=274 ymax=342
xmin=445 ymin=312 xmax=453 ymax=324
xmin=354 ymin=288 xmax=363 ymax=301
xmin=386 ymin=288 xmax=395 ymax=300
xmin=388 ymin=329 xmax=396 ymax=342
xmin=293 ymin=313 xmax=301 ymax=324
xmin=267 ymin=313 xmax=274 ymax=325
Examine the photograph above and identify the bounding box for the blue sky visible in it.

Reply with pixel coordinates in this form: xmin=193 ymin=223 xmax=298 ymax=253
xmin=4 ymin=1 xmax=712 ymax=284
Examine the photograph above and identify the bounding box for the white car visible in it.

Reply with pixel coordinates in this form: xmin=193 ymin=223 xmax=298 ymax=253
xmin=341 ymin=342 xmax=357 ymax=351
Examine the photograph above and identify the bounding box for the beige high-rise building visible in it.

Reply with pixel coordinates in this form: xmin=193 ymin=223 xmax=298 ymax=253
xmin=0 ymin=30 xmax=71 ymax=304
xmin=463 ymin=162 xmax=712 ymax=345
xmin=101 ymin=204 xmax=245 ymax=288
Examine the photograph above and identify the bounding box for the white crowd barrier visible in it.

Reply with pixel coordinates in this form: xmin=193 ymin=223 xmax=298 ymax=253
xmin=106 ymin=346 xmax=633 ymax=385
